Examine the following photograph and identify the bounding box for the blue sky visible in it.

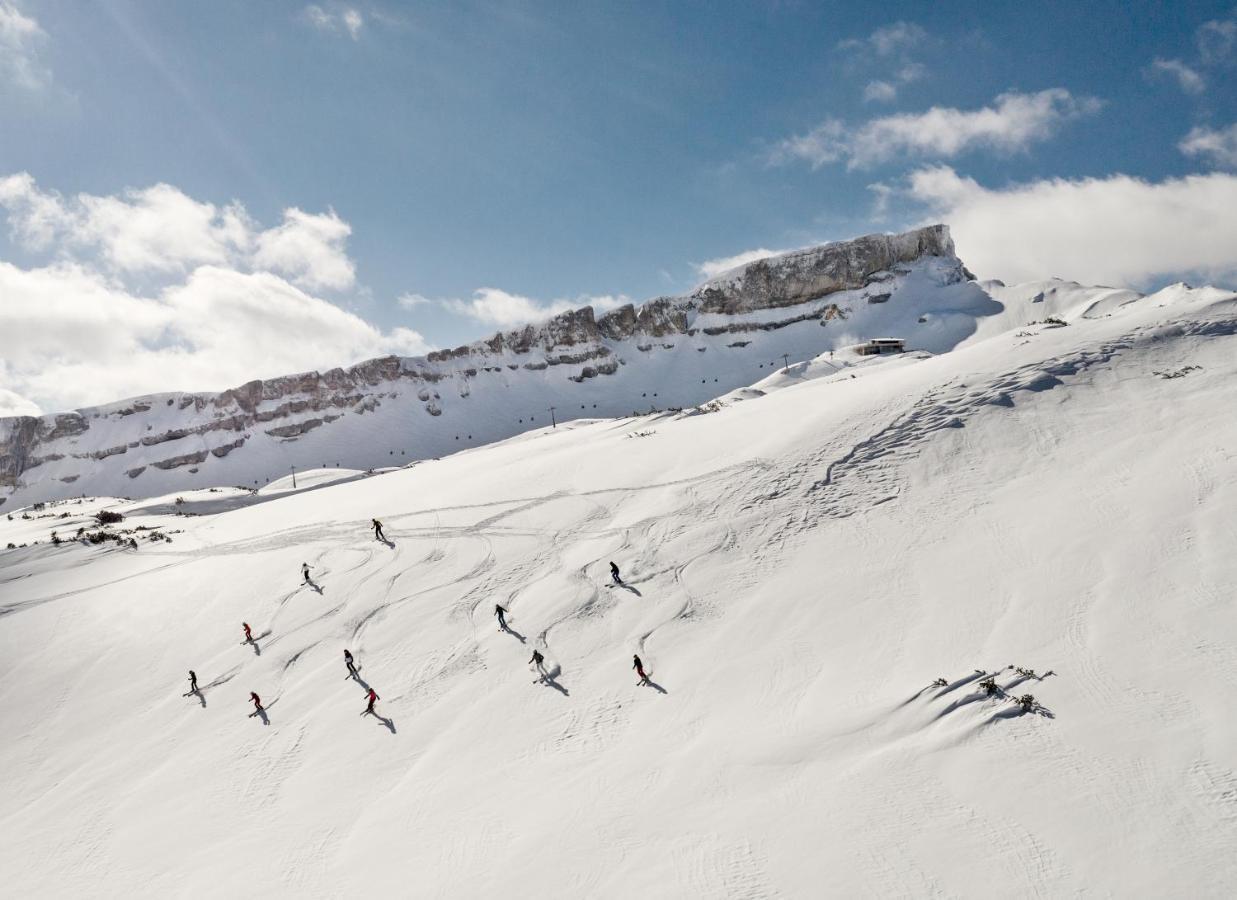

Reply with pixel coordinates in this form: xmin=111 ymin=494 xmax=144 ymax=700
xmin=1 ymin=1 xmax=1235 ymax=414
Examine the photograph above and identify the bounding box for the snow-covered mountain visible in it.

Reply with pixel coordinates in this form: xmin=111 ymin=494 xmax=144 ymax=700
xmin=1 ymin=225 xmax=1001 ymax=508
xmin=1 ymin=264 xmax=1234 ymax=896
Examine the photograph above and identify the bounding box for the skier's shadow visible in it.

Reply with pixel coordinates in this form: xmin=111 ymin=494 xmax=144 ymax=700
xmin=377 ymin=537 xmax=395 ymax=549
xmin=537 ymin=666 xmax=570 ymax=696
xmin=252 ymin=708 xmax=270 ymax=726
xmin=248 ymin=640 xmax=262 ymax=657
xmin=351 ymin=672 xmax=373 ymax=692
xmin=190 ymin=688 xmax=206 ymax=707
xmin=642 ymin=679 xmax=668 ymax=695
xmin=305 ymin=580 xmax=323 ymax=595
xmin=611 ymin=582 xmax=642 ymax=597
xmin=501 ymin=625 xmax=527 ymax=644
xmin=368 ymin=713 xmax=397 ymax=734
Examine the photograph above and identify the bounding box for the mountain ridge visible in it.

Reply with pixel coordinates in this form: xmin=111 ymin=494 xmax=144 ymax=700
xmin=0 ymin=223 xmax=1133 ymax=508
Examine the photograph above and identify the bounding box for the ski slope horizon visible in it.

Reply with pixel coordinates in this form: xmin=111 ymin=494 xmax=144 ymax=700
xmin=2 ymin=274 xmax=1236 ymax=896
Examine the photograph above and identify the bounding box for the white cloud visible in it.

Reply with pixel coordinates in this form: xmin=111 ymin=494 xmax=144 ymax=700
xmin=0 ymin=175 xmax=427 ymax=415
xmin=304 ymin=4 xmax=364 ymax=40
xmin=0 ymin=385 xmax=41 ymax=417
xmin=867 ymin=181 xmax=895 ymax=217
xmin=443 ymin=288 xmax=628 ymax=329
xmin=1197 ymin=10 xmax=1236 ymax=65
xmin=397 ymin=292 xmax=431 ymax=309
xmin=0 ymin=262 xmax=428 ymax=416
xmin=1147 ymin=57 xmax=1206 ymax=93
xmin=0 ymin=1 xmax=47 ymax=90
xmin=1179 ymin=123 xmax=1237 ymax=168
xmin=694 ymin=248 xmax=787 ymax=280
xmin=252 ymin=207 xmax=355 ymax=291
xmin=903 ymin=165 xmax=1237 ymax=287
xmin=863 ymin=80 xmax=897 ymax=103
xmin=838 ymin=22 xmax=930 ymax=102
xmin=0 ymin=173 xmax=355 ymax=290
xmin=838 ymin=21 xmax=927 ymax=57
xmin=897 ymin=62 xmax=927 ymax=84
xmin=861 ymin=63 xmax=924 ymax=104
xmin=772 ymin=89 xmax=1101 ymax=170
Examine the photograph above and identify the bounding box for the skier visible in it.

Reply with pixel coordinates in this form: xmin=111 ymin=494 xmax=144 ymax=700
xmin=249 ymin=691 xmax=263 ymax=713
xmin=344 ymin=649 xmax=357 ymax=678
xmin=633 ymin=654 xmax=649 ymax=685
xmin=243 ymin=622 xmax=253 ymax=643
xmin=187 ymin=670 xmax=198 ymax=694
xmin=372 ymin=518 xmax=385 ymax=541
xmin=301 ymin=562 xmax=312 ymax=583
xmin=495 ymin=604 xmax=509 ymax=631
xmin=364 ymin=687 xmax=379 ymax=715
xmin=610 ymin=561 xmax=622 ymax=584
xmin=530 ymin=649 xmax=546 ymax=679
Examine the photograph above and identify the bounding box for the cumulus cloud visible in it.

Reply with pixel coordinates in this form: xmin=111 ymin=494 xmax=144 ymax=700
xmin=0 ymin=1 xmax=47 ymax=90
xmin=694 ymin=248 xmax=787 ymax=280
xmin=0 ymin=173 xmax=355 ymax=290
xmin=443 ymin=288 xmax=629 ymax=329
xmin=1178 ymin=123 xmax=1237 ymax=168
xmin=1147 ymin=57 xmax=1205 ymax=93
xmin=0 ymin=175 xmax=427 ymax=415
xmin=903 ymin=165 xmax=1237 ymax=287
xmin=304 ymin=4 xmax=364 ymax=40
xmin=252 ymin=207 xmax=355 ymax=291
xmin=771 ymin=89 xmax=1101 ymax=170
xmin=0 ymin=262 xmax=428 ymax=415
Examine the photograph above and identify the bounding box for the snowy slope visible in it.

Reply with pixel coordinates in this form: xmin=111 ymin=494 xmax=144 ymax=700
xmin=1 ymin=282 xmax=1236 ymax=897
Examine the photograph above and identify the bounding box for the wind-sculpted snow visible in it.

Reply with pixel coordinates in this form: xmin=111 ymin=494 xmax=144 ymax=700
xmin=1 ymin=280 xmax=1236 ymax=896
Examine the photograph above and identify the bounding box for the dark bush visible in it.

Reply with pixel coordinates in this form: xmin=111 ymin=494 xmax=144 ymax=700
xmin=95 ymin=510 xmax=125 ymax=525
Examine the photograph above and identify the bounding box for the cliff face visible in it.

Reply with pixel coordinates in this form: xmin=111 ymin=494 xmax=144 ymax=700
xmin=692 ymin=224 xmax=955 ymax=315
xmin=0 ymin=225 xmax=975 ymax=506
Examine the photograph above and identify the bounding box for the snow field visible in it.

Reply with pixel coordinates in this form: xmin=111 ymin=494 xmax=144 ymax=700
xmin=1 ymin=282 xmax=1236 ymax=896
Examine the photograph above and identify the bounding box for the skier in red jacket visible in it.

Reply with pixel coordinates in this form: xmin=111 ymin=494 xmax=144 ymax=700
xmin=249 ymin=692 xmax=263 ymax=712
xmin=364 ymin=688 xmax=379 ymax=715
xmin=243 ymin=622 xmax=253 ymax=643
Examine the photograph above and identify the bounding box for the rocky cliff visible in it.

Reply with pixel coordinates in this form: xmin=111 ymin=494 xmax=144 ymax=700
xmin=1 ymin=225 xmax=981 ymax=507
